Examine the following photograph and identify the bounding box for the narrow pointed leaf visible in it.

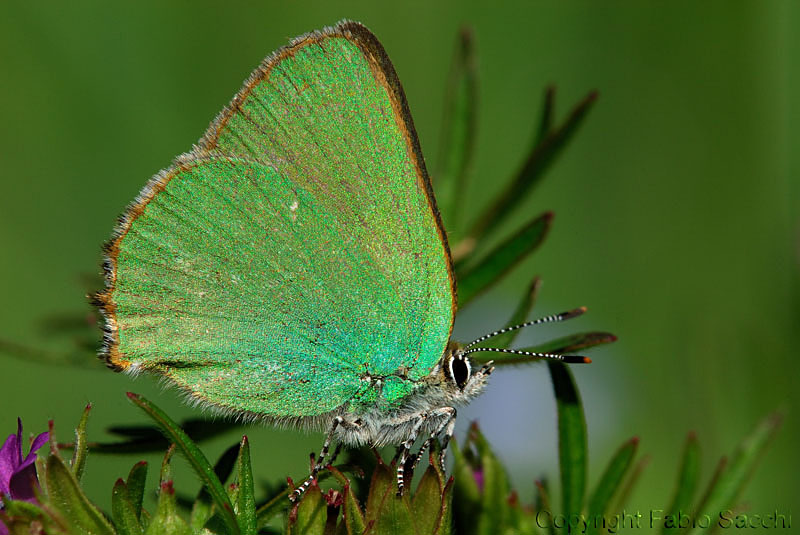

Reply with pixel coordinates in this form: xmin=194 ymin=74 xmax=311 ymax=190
xmin=687 ymin=412 xmax=782 ymax=535
xmin=44 ymin=454 xmax=115 ymax=535
xmin=693 ymin=456 xmax=728 ymax=523
xmin=113 ymin=478 xmax=144 ymax=535
xmin=451 ymin=437 xmax=481 ymax=533
xmin=535 ymin=480 xmax=556 ymax=535
xmin=464 ymin=91 xmax=597 ymax=252
xmin=256 ymin=489 xmax=292 ymax=529
xmin=127 ymin=392 xmax=239 ymax=535
xmin=660 ymin=433 xmax=698 ymax=534
xmin=1 ymin=498 xmax=67 ymax=534
xmin=535 ymin=86 xmax=556 ymax=145
xmin=289 ymin=485 xmax=326 ymax=535
xmin=438 ymin=477 xmax=454 ymax=535
xmin=507 ymin=491 xmax=537 ymax=535
xmin=193 ymin=442 xmax=240 ymax=530
xmin=146 ymin=480 xmax=191 ymax=535
xmin=70 ymin=403 xmax=92 ymax=481
xmin=586 ymin=438 xmax=639 ymax=535
xmin=481 ymin=276 xmax=541 ymax=350
xmin=413 ymin=464 xmax=445 ymax=535
xmin=0 ymin=498 xmax=46 ymax=519
xmin=126 ymin=461 xmax=148 ymax=522
xmin=611 ymin=454 xmax=650 ymax=513
xmin=342 ymin=483 xmax=366 ymax=535
xmin=548 ymin=362 xmax=587 ymax=523
xmin=456 ymin=212 xmax=552 ymax=307
xmin=528 ymin=332 xmax=617 ymax=356
xmin=472 ymin=425 xmax=511 ymax=535
xmin=364 ymin=461 xmax=417 ymax=535
xmin=435 ymin=25 xmax=478 ymax=232
xmin=471 ymin=331 xmax=616 ymax=366
xmin=236 ymin=436 xmax=258 ymax=535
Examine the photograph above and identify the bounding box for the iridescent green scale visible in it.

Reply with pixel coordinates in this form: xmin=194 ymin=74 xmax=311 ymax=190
xmin=96 ymin=22 xmax=455 ymax=420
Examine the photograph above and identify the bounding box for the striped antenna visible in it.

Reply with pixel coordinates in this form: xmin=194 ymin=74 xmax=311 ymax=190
xmin=460 ymin=347 xmax=591 ymax=364
xmin=463 ymin=307 xmax=588 ymax=350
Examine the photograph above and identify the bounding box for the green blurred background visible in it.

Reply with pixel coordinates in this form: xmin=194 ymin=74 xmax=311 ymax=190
xmin=1 ymin=0 xmax=796 ymax=527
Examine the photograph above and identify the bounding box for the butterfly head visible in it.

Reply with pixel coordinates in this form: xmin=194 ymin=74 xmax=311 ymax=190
xmin=434 ymin=342 xmax=495 ymax=402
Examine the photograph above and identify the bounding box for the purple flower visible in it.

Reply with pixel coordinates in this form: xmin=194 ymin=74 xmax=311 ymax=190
xmin=0 ymin=419 xmax=48 ymax=535
xmin=0 ymin=418 xmax=49 ymax=503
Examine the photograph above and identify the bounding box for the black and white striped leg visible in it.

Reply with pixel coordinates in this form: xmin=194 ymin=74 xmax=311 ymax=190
xmin=411 ymin=407 xmax=457 ymax=473
xmin=437 ymin=411 xmax=457 ymax=470
xmin=396 ymin=415 xmax=428 ymax=497
xmin=290 ymin=416 xmax=346 ymax=502
xmin=396 ymin=407 xmax=457 ymax=496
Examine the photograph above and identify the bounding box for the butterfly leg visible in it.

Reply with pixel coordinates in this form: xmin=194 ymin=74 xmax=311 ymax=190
xmin=396 ymin=407 xmax=456 ymax=496
xmin=437 ymin=409 xmax=457 ymax=471
xmin=290 ymin=416 xmax=357 ymax=502
xmin=410 ymin=407 xmax=457 ymax=473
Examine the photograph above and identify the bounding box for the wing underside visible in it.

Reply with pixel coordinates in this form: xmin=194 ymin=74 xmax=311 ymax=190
xmin=96 ymin=22 xmax=455 ymax=418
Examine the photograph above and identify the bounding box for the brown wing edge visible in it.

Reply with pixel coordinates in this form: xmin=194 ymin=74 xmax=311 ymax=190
xmin=91 ymin=20 xmax=458 ymax=375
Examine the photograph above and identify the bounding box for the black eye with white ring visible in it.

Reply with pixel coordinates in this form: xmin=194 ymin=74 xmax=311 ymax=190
xmin=448 ymin=355 xmax=471 ymax=389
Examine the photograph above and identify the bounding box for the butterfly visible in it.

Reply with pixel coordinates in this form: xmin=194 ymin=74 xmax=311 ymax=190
xmin=92 ymin=20 xmax=589 ymax=501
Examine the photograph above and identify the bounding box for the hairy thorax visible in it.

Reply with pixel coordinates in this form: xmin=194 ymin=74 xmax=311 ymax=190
xmin=333 ymin=352 xmax=491 ymax=447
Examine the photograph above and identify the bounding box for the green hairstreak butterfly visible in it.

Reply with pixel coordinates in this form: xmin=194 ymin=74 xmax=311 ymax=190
xmin=93 ymin=20 xmax=590 ymax=500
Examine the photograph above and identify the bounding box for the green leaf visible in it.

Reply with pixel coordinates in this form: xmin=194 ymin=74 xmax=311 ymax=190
xmin=507 ymin=491 xmax=537 ymax=535
xmin=256 ymin=489 xmax=292 ymax=530
xmin=610 ymin=454 xmax=650 ymax=513
xmin=687 ymin=412 xmax=782 ymax=535
xmin=692 ymin=456 xmax=728 ymax=523
xmin=661 ymin=432 xmax=698 ymax=534
xmin=534 ymin=479 xmax=556 ymax=535
xmin=343 ymin=483 xmax=367 ymax=535
xmin=473 ymin=331 xmax=616 ymax=366
xmin=450 ymin=437 xmax=481 ymax=533
xmin=548 ymin=362 xmax=587 ymax=527
xmin=535 ymin=86 xmax=556 ymax=146
xmin=528 ymin=331 xmax=617 ymax=355
xmin=462 ymin=90 xmax=597 ymax=256
xmin=44 ymin=452 xmax=115 ymax=535
xmin=586 ymin=437 xmax=639 ymax=535
xmin=145 ymin=480 xmax=191 ymax=535
xmin=437 ymin=477 xmax=454 ymax=535
xmin=70 ymin=402 xmax=92 ymax=481
xmin=112 ymin=478 xmax=145 ymax=535
xmin=363 ymin=461 xmax=417 ymax=535
xmin=435 ymin=25 xmax=478 ymax=232
xmin=452 ymin=426 xmax=514 ymax=535
xmin=482 ymin=276 xmax=541 ymax=350
xmin=327 ymin=465 xmax=367 ymax=535
xmin=126 ymin=461 xmax=148 ymax=523
xmin=412 ymin=464 xmax=445 ymax=535
xmin=236 ymin=436 xmax=258 ymax=535
xmin=456 ymin=212 xmax=552 ymax=307
xmin=289 ymin=484 xmax=326 ymax=535
xmin=471 ymin=425 xmax=511 ymax=535
xmin=192 ymin=442 xmax=239 ymax=531
xmin=127 ymin=392 xmax=239 ymax=535
xmin=0 ymin=497 xmax=67 ymax=533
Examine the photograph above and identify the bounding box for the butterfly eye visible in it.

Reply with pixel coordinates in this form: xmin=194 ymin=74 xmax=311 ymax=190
xmin=448 ymin=355 xmax=471 ymax=389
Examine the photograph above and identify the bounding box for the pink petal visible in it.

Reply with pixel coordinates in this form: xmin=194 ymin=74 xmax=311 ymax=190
xmin=0 ymin=433 xmax=20 ymax=493
xmin=15 ymin=419 xmax=23 ymax=465
xmin=8 ymin=463 xmax=39 ymax=503
xmin=22 ymin=432 xmax=49 ymax=465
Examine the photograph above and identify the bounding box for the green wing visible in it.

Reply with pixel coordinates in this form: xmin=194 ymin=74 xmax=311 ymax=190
xmin=96 ymin=21 xmax=455 ymax=419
